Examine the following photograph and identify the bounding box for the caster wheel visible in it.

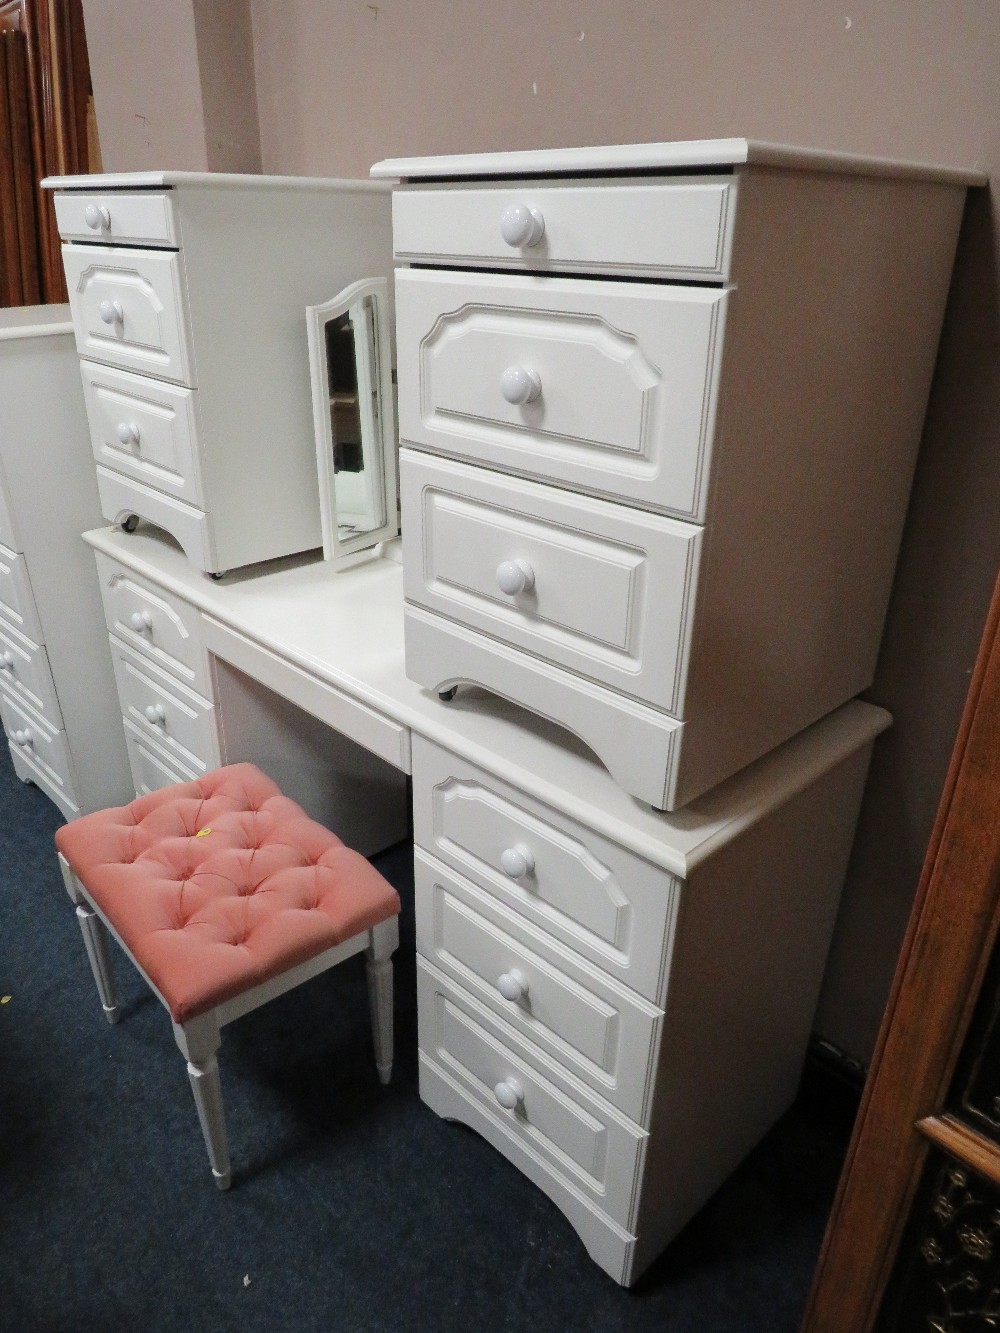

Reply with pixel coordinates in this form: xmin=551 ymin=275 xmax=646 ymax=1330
xmin=120 ymin=514 xmax=139 ymax=533
xmin=439 ymin=687 xmax=458 ymax=702
xmin=208 ymin=571 xmax=226 ymax=581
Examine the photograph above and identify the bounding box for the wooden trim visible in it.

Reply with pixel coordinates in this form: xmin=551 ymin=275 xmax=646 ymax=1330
xmin=800 ymin=564 xmax=1000 ymax=1331
xmin=917 ymin=1114 xmax=1000 ymax=1192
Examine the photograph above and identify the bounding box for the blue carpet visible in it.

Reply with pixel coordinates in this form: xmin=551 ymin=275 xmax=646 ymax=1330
xmin=0 ymin=746 xmax=846 ymax=1331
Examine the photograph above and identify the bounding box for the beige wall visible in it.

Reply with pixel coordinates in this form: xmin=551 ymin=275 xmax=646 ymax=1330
xmin=82 ymin=0 xmax=1000 ymax=1063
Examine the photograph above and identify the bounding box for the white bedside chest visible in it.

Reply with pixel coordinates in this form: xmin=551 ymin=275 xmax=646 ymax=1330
xmin=372 ymin=138 xmax=981 ymax=810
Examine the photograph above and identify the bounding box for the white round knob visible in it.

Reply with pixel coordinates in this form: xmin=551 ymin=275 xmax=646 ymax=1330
xmin=496 ymin=558 xmax=535 ymax=596
xmin=500 ymin=844 xmax=534 ymax=879
xmin=493 ymin=1076 xmax=525 ymax=1111
xmin=13 ymin=729 xmax=31 ymax=746
xmin=500 ymin=365 xmax=542 ymax=406
xmin=99 ymin=299 xmax=124 ymax=326
xmin=129 ymin=610 xmax=152 ymax=633
xmin=0 ymin=651 xmax=14 ymax=670
xmin=143 ymin=703 xmax=166 ymax=725
xmin=84 ymin=203 xmax=111 ymax=231
xmin=500 ymin=204 xmax=545 ymax=248
xmin=497 ymin=968 xmax=528 ymax=1003
xmin=116 ymin=421 xmax=140 ymax=447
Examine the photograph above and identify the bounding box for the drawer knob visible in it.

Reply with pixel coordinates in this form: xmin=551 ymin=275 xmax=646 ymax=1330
xmin=84 ymin=203 xmax=111 ymax=231
xmin=500 ymin=365 xmax=542 ymax=406
xmin=493 ymin=1076 xmax=525 ymax=1111
xmin=496 ymin=968 xmax=529 ymax=1003
xmin=500 ymin=204 xmax=545 ymax=248
xmin=13 ymin=728 xmax=32 ymax=746
xmin=99 ymin=299 xmax=124 ymax=326
xmin=500 ymin=844 xmax=534 ymax=879
xmin=116 ymin=421 xmax=141 ymax=447
xmin=143 ymin=703 xmax=166 ymax=725
xmin=0 ymin=651 xmax=14 ymax=670
xmin=496 ymin=559 xmax=535 ymax=596
xmin=128 ymin=610 xmax=153 ymax=633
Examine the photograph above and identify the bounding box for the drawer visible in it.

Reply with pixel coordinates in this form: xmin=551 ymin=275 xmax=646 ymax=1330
xmin=417 ymin=960 xmax=646 ymax=1231
xmin=396 ymin=268 xmax=728 ymax=521
xmin=122 ymin=716 xmax=199 ymax=796
xmin=61 ymin=243 xmax=195 ymax=385
xmin=392 ymin=176 xmax=736 ymax=281
xmin=0 ymin=686 xmax=80 ymax=816
xmin=53 ymin=190 xmax=178 ymax=248
xmin=94 ymin=550 xmax=213 ymax=698
xmin=95 ymin=468 xmax=215 ymax=574
xmin=80 ymin=360 xmax=205 ymax=507
xmin=401 ymin=450 xmax=701 ymax=716
xmin=0 ymin=543 xmax=43 ymax=643
xmin=0 ymin=617 xmax=62 ymax=726
xmin=0 ymin=460 xmax=20 ymax=552
xmin=109 ymin=635 xmax=220 ymax=777
xmin=411 ymin=735 xmax=676 ymax=1006
xmin=416 ymin=848 xmax=662 ymax=1124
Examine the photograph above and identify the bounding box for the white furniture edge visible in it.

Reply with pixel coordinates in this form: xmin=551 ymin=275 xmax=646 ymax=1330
xmin=370 ymin=137 xmax=986 ymax=185
xmin=0 ymin=308 xmax=73 ymax=340
xmin=83 ymin=525 xmax=890 ymax=878
xmin=43 ymin=170 xmax=391 ymax=194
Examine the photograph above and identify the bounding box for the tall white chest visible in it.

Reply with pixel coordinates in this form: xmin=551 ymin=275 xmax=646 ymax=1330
xmin=43 ymin=172 xmax=394 ymax=576
xmin=373 ymin=139 xmax=978 ymax=810
xmin=0 ymin=307 xmax=131 ymax=818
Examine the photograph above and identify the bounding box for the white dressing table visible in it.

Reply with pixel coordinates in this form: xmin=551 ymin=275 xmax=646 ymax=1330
xmin=84 ymin=520 xmax=888 ymax=1285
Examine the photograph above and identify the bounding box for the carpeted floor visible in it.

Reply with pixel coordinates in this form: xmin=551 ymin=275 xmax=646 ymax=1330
xmin=0 ymin=746 xmax=850 ymax=1332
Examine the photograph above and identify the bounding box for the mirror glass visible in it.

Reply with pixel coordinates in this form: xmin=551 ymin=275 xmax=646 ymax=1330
xmin=307 ymin=277 xmax=398 ymax=566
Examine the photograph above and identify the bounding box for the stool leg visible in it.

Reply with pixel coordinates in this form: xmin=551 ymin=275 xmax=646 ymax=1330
xmin=366 ymin=918 xmax=398 ymax=1086
xmin=75 ymin=903 xmax=121 ymax=1025
xmin=174 ymin=1014 xmax=231 ymax=1190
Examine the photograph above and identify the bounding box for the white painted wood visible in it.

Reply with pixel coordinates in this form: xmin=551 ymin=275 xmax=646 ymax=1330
xmin=61 ymin=244 xmax=195 ymax=385
xmin=0 ymin=686 xmax=80 ymax=811
xmin=109 ymin=634 xmax=220 ymax=776
xmin=8 ymin=736 xmax=80 ymax=819
xmin=53 ymin=189 xmax=178 ymax=247
xmin=80 ymin=361 xmax=205 ymax=506
xmin=122 ymin=715 xmax=199 ymax=794
xmin=187 ymin=1055 xmax=232 ymax=1189
xmin=0 ymin=618 xmax=62 ymax=726
xmin=46 ymin=170 xmax=391 ymax=192
xmin=367 ymin=917 xmax=398 ymax=1084
xmin=96 ymin=466 xmax=215 ymax=569
xmin=410 ymin=734 xmax=678 ymax=1006
xmin=0 ymin=543 xmax=43 ymax=642
xmin=74 ymin=901 xmax=121 ymax=1024
xmin=391 ymin=177 xmax=737 ymax=280
xmin=396 ymin=269 xmax=728 ymax=520
xmin=0 ymin=457 xmax=20 ymax=553
xmin=415 ymin=847 xmax=662 ymax=1124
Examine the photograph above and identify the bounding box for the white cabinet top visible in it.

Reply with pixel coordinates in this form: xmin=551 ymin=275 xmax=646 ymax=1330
xmin=370 ymin=136 xmax=986 ymax=185
xmin=0 ymin=304 xmax=73 ymax=341
xmin=42 ymin=170 xmax=390 ymax=195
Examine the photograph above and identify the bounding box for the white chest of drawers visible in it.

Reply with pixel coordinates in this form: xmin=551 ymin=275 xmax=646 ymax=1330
xmin=373 ymin=138 xmax=979 ymax=810
xmin=0 ymin=307 xmax=131 ymax=818
xmin=43 ymin=171 xmax=394 ymax=576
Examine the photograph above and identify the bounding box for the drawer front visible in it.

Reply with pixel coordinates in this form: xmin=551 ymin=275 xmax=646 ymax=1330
xmin=0 ymin=618 xmax=62 ymax=726
xmin=110 ymin=635 xmax=220 ymax=777
xmin=396 ymin=268 xmax=728 ymax=521
xmin=61 ymin=244 xmax=195 ymax=385
xmin=0 ymin=543 xmax=43 ymax=643
xmin=418 ymin=960 xmax=646 ymax=1229
xmin=94 ymin=551 xmax=212 ymax=698
xmin=393 ymin=177 xmax=736 ymax=281
xmin=122 ymin=716 xmax=199 ymax=796
xmin=80 ymin=360 xmax=204 ymax=506
xmin=0 ymin=687 xmax=79 ymax=809
xmin=416 ymin=849 xmax=662 ymax=1124
xmin=411 ymin=735 xmax=676 ymax=1006
xmin=401 ymin=450 xmax=701 ymax=715
xmin=53 ymin=190 xmax=178 ymax=248
xmin=0 ymin=462 xmax=20 ymax=553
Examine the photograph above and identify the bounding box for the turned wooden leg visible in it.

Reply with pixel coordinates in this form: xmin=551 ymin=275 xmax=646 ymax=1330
xmin=174 ymin=1013 xmax=231 ymax=1190
xmin=75 ymin=902 xmax=121 ymax=1025
xmin=366 ymin=917 xmax=398 ymax=1086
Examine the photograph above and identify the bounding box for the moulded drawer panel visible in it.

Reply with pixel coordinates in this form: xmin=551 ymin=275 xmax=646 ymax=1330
xmin=418 ymin=960 xmax=646 ymax=1230
xmin=0 ymin=617 xmax=62 ymax=727
xmin=122 ymin=716 xmax=198 ymax=796
xmin=61 ymin=244 xmax=195 ymax=385
xmin=0 ymin=686 xmax=79 ymax=811
xmin=53 ymin=190 xmax=178 ymax=248
xmin=396 ymin=268 xmax=728 ymax=521
xmin=80 ymin=360 xmax=205 ymax=506
xmin=94 ymin=550 xmax=212 ymax=698
xmin=401 ymin=450 xmax=701 ymax=716
xmin=110 ymin=635 xmax=220 ymax=777
xmin=411 ymin=734 xmax=676 ymax=1006
xmin=416 ymin=849 xmax=662 ymax=1124
xmin=393 ymin=177 xmax=737 ymax=281
xmin=0 ymin=543 xmax=43 ymax=643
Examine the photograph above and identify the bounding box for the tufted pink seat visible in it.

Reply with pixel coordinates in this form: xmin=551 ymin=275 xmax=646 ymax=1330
xmin=57 ymin=763 xmax=401 ymax=1189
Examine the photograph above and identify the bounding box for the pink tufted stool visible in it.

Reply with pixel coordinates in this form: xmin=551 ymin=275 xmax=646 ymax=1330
xmin=55 ymin=763 xmax=401 ymax=1189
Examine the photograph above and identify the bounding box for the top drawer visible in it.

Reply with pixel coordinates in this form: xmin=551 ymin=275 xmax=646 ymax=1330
xmin=53 ymin=190 xmax=178 ymax=248
xmin=392 ymin=176 xmax=736 ymax=281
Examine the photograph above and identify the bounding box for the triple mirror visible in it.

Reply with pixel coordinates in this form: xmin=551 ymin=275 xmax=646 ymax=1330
xmin=307 ymin=277 xmax=398 ymax=567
